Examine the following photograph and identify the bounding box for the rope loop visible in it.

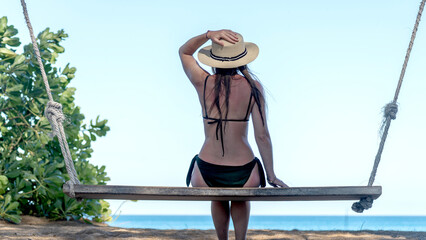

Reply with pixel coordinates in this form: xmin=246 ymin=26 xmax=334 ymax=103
xmin=351 ymin=196 xmax=374 ymax=213
xmin=384 ymin=102 xmax=398 ymax=120
xmin=64 ymin=181 xmax=76 ymax=198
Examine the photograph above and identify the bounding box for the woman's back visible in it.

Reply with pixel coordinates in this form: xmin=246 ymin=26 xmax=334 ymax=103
xmin=197 ymin=74 xmax=255 ymax=165
xmin=179 ymin=29 xmax=287 ymax=240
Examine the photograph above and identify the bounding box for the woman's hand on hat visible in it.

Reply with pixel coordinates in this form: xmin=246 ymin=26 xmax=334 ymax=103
xmin=207 ymin=30 xmax=239 ymax=46
xmin=267 ymin=176 xmax=289 ymax=188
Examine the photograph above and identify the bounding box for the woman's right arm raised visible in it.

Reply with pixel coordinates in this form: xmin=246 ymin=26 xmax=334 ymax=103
xmin=179 ymin=30 xmax=239 ymax=87
xmin=252 ymin=83 xmax=288 ymax=188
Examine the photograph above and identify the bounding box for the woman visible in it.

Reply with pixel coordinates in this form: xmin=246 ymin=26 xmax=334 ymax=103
xmin=179 ymin=29 xmax=288 ymax=240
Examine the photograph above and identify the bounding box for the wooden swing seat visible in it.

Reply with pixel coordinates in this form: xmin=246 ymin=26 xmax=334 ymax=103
xmin=63 ymin=184 xmax=381 ymax=201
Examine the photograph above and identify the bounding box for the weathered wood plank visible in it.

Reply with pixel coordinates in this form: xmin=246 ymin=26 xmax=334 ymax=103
xmin=63 ymin=184 xmax=381 ymax=201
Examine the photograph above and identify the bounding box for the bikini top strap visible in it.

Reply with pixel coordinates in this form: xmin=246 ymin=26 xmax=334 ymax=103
xmin=203 ymin=75 xmax=210 ymax=118
xmin=243 ymin=94 xmax=253 ymax=121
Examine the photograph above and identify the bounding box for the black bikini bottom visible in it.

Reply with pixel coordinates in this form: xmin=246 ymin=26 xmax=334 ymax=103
xmin=186 ymin=154 xmax=266 ymax=188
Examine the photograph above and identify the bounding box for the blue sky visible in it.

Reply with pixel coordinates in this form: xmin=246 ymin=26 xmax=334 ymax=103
xmin=2 ymin=0 xmax=426 ymax=216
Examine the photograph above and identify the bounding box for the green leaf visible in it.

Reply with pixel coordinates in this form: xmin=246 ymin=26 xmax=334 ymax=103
xmin=47 ymin=43 xmax=64 ymax=53
xmin=35 ymin=97 xmax=49 ymax=105
xmin=90 ymin=134 xmax=97 ymax=141
xmin=0 ymin=48 xmax=16 ymax=57
xmin=17 ymin=178 xmax=25 ymax=189
xmin=0 ymin=175 xmax=8 ymax=194
xmin=11 ymin=64 xmax=27 ymax=71
xmin=50 ymin=51 xmax=58 ymax=63
xmin=0 ymin=176 xmax=7 ymax=186
xmin=38 ymin=28 xmax=53 ymax=40
xmin=62 ymin=63 xmax=71 ymax=74
xmin=39 ymin=133 xmax=50 ymax=145
xmin=4 ymin=25 xmax=19 ymax=38
xmin=5 ymin=170 xmax=20 ymax=179
xmin=6 ymin=84 xmax=23 ymax=93
xmin=3 ymin=214 xmax=21 ymax=224
xmin=4 ymin=201 xmax=19 ymax=213
xmin=0 ymin=126 xmax=8 ymax=134
xmin=59 ymin=87 xmax=76 ymax=103
xmin=7 ymin=94 xmax=22 ymax=104
xmin=11 ymin=55 xmax=25 ymax=68
xmin=28 ymin=88 xmax=44 ymax=98
xmin=2 ymin=37 xmax=20 ymax=47
xmin=23 ymin=172 xmax=37 ymax=181
xmin=53 ymin=199 xmax=63 ymax=209
xmin=62 ymin=64 xmax=76 ymax=79
xmin=0 ymin=17 xmax=7 ymax=34
xmin=38 ymin=116 xmax=51 ymax=129
xmin=29 ymin=102 xmax=40 ymax=115
xmin=44 ymin=176 xmax=64 ymax=186
xmin=4 ymin=194 xmax=11 ymax=206
xmin=83 ymin=218 xmax=92 ymax=224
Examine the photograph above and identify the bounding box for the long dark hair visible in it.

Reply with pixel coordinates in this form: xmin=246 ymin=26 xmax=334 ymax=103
xmin=209 ymin=65 xmax=265 ymax=129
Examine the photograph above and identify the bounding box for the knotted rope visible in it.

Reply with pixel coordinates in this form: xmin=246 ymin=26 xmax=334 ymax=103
xmin=20 ymin=0 xmax=80 ymax=197
xmin=44 ymin=102 xmax=80 ymax=186
xmin=352 ymin=0 xmax=425 ymax=213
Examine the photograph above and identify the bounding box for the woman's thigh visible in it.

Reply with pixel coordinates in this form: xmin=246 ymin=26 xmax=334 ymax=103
xmin=190 ymin=162 xmax=209 ymax=187
xmin=243 ymin=163 xmax=260 ymax=187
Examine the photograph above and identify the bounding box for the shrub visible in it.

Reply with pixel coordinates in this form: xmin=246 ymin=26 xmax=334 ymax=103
xmin=0 ymin=16 xmax=111 ymax=223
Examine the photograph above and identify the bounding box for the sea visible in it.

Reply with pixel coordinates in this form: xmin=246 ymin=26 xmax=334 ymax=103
xmin=108 ymin=215 xmax=426 ymax=231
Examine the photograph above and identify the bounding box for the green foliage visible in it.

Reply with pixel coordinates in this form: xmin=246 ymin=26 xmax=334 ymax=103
xmin=0 ymin=16 xmax=111 ymax=223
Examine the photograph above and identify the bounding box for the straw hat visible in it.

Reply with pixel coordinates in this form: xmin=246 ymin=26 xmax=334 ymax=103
xmin=198 ymin=33 xmax=259 ymax=69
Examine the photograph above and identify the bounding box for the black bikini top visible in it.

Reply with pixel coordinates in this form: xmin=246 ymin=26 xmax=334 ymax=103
xmin=202 ymin=75 xmax=253 ymax=156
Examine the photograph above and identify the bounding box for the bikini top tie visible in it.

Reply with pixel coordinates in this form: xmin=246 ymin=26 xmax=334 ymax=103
xmin=202 ymin=75 xmax=253 ymax=156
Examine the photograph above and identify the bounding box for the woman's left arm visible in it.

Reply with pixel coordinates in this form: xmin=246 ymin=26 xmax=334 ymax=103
xmin=179 ymin=30 xmax=238 ymax=87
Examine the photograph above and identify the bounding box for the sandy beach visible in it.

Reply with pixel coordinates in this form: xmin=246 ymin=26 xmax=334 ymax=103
xmin=0 ymin=216 xmax=425 ymax=240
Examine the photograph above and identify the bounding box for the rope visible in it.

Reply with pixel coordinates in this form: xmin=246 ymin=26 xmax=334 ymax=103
xmin=352 ymin=0 xmax=425 ymax=213
xmin=20 ymin=0 xmax=80 ymax=196
xmin=44 ymin=102 xmax=80 ymax=186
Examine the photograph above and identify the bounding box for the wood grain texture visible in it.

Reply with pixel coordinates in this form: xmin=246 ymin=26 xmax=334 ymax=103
xmin=63 ymin=184 xmax=381 ymax=201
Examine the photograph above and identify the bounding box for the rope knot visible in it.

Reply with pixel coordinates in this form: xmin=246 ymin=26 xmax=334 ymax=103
xmin=384 ymin=103 xmax=398 ymax=120
xmin=351 ymin=196 xmax=374 ymax=213
xmin=45 ymin=101 xmax=65 ymax=122
xmin=44 ymin=101 xmax=65 ymax=137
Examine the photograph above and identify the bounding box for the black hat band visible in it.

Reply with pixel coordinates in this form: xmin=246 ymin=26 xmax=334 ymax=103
xmin=210 ymin=48 xmax=247 ymax=62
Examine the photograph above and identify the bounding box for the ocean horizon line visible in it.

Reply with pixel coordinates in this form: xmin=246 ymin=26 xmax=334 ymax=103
xmin=109 ymin=215 xmax=426 ymax=231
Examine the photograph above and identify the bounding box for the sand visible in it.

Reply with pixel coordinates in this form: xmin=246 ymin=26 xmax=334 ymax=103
xmin=1 ymin=216 xmax=426 ymax=240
